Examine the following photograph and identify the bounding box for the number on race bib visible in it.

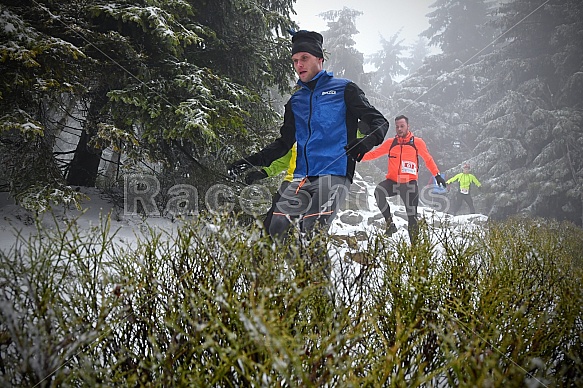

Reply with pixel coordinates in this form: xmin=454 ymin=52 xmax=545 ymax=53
xmin=402 ymin=161 xmax=417 ymax=174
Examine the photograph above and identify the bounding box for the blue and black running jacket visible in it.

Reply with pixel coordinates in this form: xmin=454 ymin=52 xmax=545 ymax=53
xmin=248 ymin=70 xmax=389 ymax=183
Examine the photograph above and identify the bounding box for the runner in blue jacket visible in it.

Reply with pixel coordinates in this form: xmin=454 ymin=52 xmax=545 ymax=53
xmin=228 ymin=30 xmax=389 ymax=242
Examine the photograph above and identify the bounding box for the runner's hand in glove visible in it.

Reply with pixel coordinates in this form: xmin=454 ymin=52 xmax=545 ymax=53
xmin=345 ymin=137 xmax=376 ymax=162
xmin=227 ymin=158 xmax=253 ymax=179
xmin=435 ymin=174 xmax=447 ymax=188
xmin=245 ymin=169 xmax=268 ymax=185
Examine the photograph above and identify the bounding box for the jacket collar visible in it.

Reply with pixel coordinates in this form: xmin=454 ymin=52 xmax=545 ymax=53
xmin=396 ymin=131 xmax=414 ymax=144
xmin=297 ymin=70 xmax=330 ymax=88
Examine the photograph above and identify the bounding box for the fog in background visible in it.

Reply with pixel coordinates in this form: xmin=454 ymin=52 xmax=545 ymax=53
xmin=293 ymin=0 xmax=437 ymax=63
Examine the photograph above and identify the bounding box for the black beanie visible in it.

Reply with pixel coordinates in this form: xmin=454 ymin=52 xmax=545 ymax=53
xmin=291 ymin=30 xmax=324 ymax=58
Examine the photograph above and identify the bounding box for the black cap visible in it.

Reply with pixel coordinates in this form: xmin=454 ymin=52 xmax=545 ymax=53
xmin=291 ymin=30 xmax=324 ymax=58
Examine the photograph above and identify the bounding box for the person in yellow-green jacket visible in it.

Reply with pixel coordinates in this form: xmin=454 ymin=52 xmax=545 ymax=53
xmin=244 ymin=145 xmax=297 ymax=231
xmin=446 ymin=163 xmax=481 ymax=215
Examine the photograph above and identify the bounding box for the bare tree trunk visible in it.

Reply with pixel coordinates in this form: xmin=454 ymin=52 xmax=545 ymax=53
xmin=66 ymin=87 xmax=107 ymax=187
xmin=104 ymin=149 xmax=121 ymax=182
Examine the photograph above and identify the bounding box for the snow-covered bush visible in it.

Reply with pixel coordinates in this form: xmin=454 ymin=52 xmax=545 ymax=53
xmin=0 ymin=213 xmax=581 ymax=386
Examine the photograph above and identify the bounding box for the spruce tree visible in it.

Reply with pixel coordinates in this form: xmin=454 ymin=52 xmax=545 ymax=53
xmin=422 ymin=0 xmax=495 ymax=62
xmin=367 ymin=29 xmax=409 ymax=96
xmin=319 ymin=7 xmax=366 ymax=85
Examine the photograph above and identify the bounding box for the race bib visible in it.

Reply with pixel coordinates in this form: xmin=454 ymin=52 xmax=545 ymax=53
xmin=460 ymin=187 xmax=469 ymax=194
xmin=401 ymin=160 xmax=417 ymax=174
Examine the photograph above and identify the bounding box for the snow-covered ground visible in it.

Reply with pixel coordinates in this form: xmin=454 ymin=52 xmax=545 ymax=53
xmin=0 ymin=187 xmax=185 ymax=254
xmin=326 ymin=175 xmax=487 ymax=266
xmin=0 ymin=171 xmax=488 ymax=258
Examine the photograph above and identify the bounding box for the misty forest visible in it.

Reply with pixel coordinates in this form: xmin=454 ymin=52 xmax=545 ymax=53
xmin=1 ymin=0 xmax=583 ymax=387
xmin=1 ymin=0 xmax=582 ymax=225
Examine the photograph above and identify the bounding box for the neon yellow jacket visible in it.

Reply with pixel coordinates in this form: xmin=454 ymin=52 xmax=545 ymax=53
xmin=262 ymin=144 xmax=296 ymax=182
xmin=261 ymin=129 xmax=362 ymax=183
xmin=446 ymin=172 xmax=481 ymax=191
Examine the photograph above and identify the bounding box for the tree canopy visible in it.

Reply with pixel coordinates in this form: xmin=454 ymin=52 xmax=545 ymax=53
xmin=422 ymin=0 xmax=495 ymax=61
xmin=0 ymin=0 xmax=297 ymax=208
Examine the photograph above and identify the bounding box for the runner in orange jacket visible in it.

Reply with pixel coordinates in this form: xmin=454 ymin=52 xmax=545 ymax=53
xmin=362 ymin=115 xmax=446 ymax=244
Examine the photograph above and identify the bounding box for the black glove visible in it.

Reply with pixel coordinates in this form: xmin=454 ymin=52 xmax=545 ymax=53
xmin=227 ymin=158 xmax=253 ymax=178
xmin=435 ymin=173 xmax=447 ymax=188
xmin=244 ymin=169 xmax=268 ymax=185
xmin=345 ymin=137 xmax=376 ymax=162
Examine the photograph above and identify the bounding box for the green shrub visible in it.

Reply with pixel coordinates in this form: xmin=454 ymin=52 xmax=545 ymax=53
xmin=0 ymin=214 xmax=581 ymax=387
xmin=0 ymin=213 xmax=119 ymax=387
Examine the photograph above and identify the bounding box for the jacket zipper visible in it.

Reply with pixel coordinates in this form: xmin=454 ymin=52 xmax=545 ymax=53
xmin=398 ymin=143 xmax=403 ymax=175
xmin=304 ymin=87 xmax=315 ymax=177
